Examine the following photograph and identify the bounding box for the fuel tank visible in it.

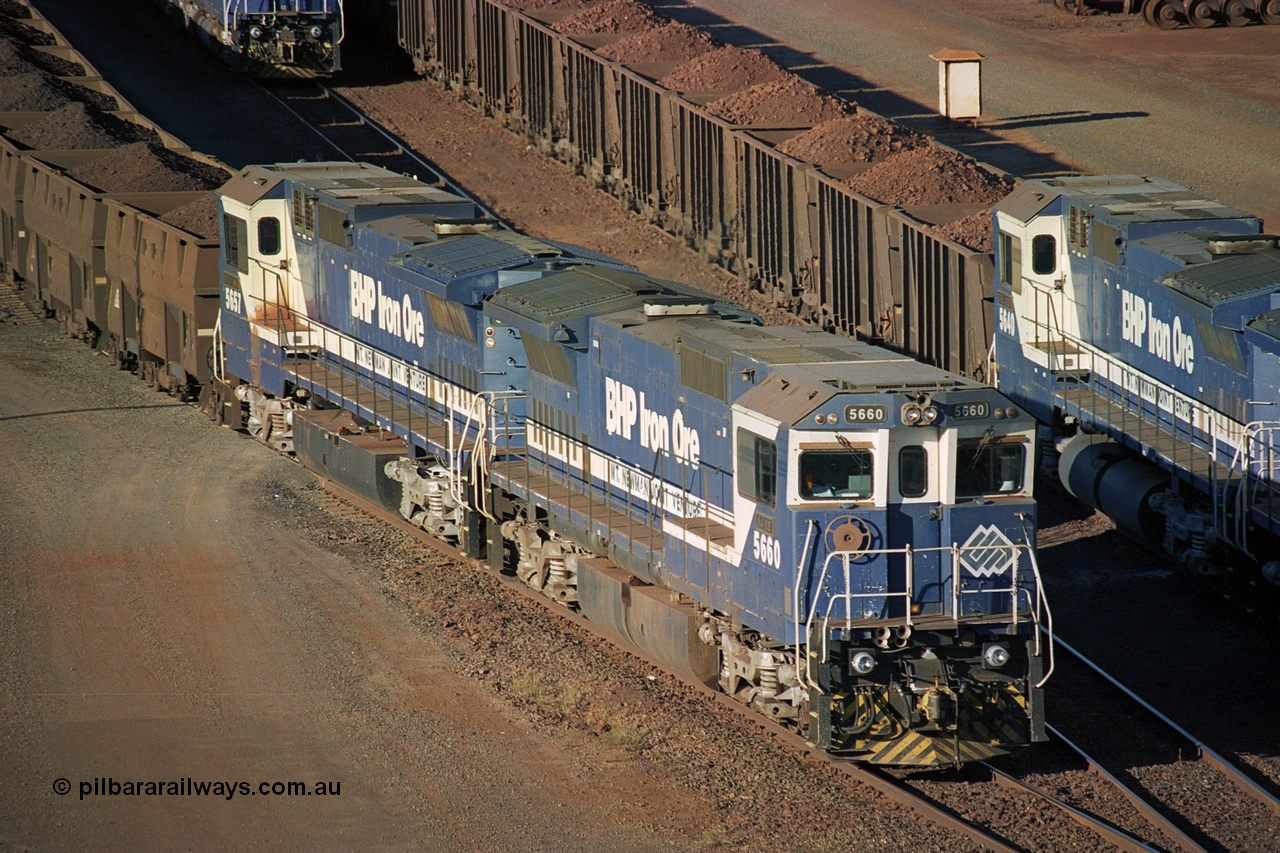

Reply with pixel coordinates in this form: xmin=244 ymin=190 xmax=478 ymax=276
xmin=1058 ymin=433 xmax=1169 ymax=547
xmin=293 ymin=408 xmax=405 ymax=513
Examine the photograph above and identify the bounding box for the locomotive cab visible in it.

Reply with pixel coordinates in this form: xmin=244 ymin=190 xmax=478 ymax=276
xmin=729 ymin=358 xmax=1045 ymax=764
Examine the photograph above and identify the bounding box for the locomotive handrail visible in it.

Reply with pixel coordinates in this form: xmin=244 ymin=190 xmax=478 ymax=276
xmin=1020 ymin=291 xmax=1280 ymax=557
xmin=804 ymin=540 xmax=1044 ymax=685
xmin=1228 ymin=420 xmax=1280 ymax=556
xmin=793 ymin=518 xmax=820 ymax=689
xmin=452 ymin=388 xmax=525 ymax=520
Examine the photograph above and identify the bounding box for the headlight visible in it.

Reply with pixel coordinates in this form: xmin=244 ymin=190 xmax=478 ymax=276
xmin=851 ymin=651 xmax=876 ymax=676
xmin=983 ymin=644 xmax=1010 ymax=668
xmin=309 ymin=25 xmax=324 ymax=39
xmin=248 ymin=25 xmax=265 ymax=40
xmin=902 ymin=406 xmax=922 ymax=426
xmin=921 ymin=405 xmax=939 ymax=425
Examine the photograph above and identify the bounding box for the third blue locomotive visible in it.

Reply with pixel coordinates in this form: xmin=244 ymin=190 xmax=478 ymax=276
xmin=152 ymin=0 xmax=343 ymax=76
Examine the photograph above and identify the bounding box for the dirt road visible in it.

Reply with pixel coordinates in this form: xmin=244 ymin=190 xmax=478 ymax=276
xmin=0 ymin=321 xmax=709 ymax=851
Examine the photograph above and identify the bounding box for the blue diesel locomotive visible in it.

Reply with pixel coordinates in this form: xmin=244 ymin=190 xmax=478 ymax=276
xmin=993 ymin=175 xmax=1280 ymax=601
xmin=212 ymin=161 xmax=1051 ymax=767
xmin=152 ymin=0 xmax=343 ymax=77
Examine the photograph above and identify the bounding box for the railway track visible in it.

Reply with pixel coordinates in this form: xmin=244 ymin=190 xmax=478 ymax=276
xmin=308 ymin=452 xmax=1278 ymax=853
xmin=1039 ymin=637 xmax=1280 ymax=850
xmin=256 ymin=81 xmax=497 ymax=219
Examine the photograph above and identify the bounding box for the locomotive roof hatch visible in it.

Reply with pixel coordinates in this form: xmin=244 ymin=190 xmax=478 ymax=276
xmin=398 ymin=231 xmax=553 ymax=279
xmin=363 ymin=213 xmax=494 ymax=245
xmin=487 ymin=265 xmax=734 ymax=344
xmin=1034 ymin=174 xmax=1255 ymax=225
xmin=1161 ymin=249 xmax=1280 ymax=307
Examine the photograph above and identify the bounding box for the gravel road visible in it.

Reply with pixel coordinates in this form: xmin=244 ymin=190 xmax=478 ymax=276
xmin=0 ymin=320 xmax=714 ymax=851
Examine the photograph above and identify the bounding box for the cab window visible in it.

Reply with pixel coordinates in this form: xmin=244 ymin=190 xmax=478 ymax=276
xmin=898 ymin=446 xmax=927 ymax=498
xmin=257 ymin=217 xmax=281 ymax=256
xmin=800 ymin=449 xmax=873 ymax=500
xmin=737 ymin=430 xmax=777 ymax=508
xmin=1031 ymin=234 xmax=1056 ymax=275
xmin=955 ymin=443 xmax=1025 ymax=498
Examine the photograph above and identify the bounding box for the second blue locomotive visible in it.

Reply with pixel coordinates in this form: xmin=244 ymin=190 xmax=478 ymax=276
xmin=993 ymin=175 xmax=1280 ymax=600
xmin=212 ymin=161 xmax=1051 ymax=767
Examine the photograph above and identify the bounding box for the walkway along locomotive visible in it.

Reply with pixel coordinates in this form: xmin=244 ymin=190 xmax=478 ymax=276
xmin=993 ymin=175 xmax=1280 ymax=606
xmin=210 ymin=161 xmax=1051 ymax=767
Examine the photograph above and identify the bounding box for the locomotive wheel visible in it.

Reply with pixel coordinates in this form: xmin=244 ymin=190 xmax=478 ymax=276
xmin=1186 ymin=0 xmax=1220 ymax=25
xmin=1144 ymin=0 xmax=1186 ymax=26
xmin=1260 ymin=0 xmax=1280 ymax=23
xmin=1221 ymin=0 xmax=1252 ymax=23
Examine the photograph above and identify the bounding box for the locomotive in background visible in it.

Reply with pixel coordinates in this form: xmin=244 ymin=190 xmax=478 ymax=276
xmin=210 ymin=160 xmax=1051 ymax=767
xmin=1054 ymin=0 xmax=1280 ymax=28
xmin=151 ymin=0 xmax=344 ymax=76
xmin=993 ymin=175 xmax=1280 ymax=607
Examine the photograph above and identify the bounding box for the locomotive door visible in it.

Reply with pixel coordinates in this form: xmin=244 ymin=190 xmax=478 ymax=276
xmin=1020 ymin=217 xmax=1071 ymax=370
xmin=886 ymin=427 xmax=945 ymax=618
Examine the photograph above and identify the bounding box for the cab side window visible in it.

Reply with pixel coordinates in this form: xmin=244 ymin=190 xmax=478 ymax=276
xmin=1031 ymin=234 xmax=1056 ymax=275
xmin=737 ymin=430 xmax=777 ymax=508
xmin=257 ymin=217 xmax=281 ymax=256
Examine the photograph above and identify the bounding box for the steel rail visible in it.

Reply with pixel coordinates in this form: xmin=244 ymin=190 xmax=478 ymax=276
xmin=258 ymin=80 xmax=500 ymax=222
xmin=1055 ymin=635 xmax=1280 ymax=821
xmin=981 ymin=759 xmax=1170 ymax=853
xmin=253 ymin=81 xmax=351 ymax=162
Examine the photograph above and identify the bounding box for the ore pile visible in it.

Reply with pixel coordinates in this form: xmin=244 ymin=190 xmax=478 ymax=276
xmin=0 ymin=37 xmax=39 ymax=74
xmin=7 ymin=102 xmax=159 ymax=150
xmin=0 ymin=14 xmax=53 ymax=46
xmin=597 ymin=22 xmax=715 ymax=63
xmin=67 ymin=142 xmax=230 ymax=193
xmin=926 ymin=210 xmax=994 ymax=253
xmin=158 ymin=192 xmax=220 ymax=239
xmin=704 ymin=75 xmax=850 ymax=126
xmin=553 ymin=0 xmax=662 ymax=35
xmin=844 ymin=145 xmax=1013 ymax=207
xmin=660 ymin=46 xmax=789 ymax=93
xmin=0 ymin=40 xmax=82 ymax=77
xmin=502 ymin=0 xmax=593 ymax=11
xmin=0 ymin=70 xmax=116 ymax=112
xmin=776 ymin=113 xmax=927 ymax=164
